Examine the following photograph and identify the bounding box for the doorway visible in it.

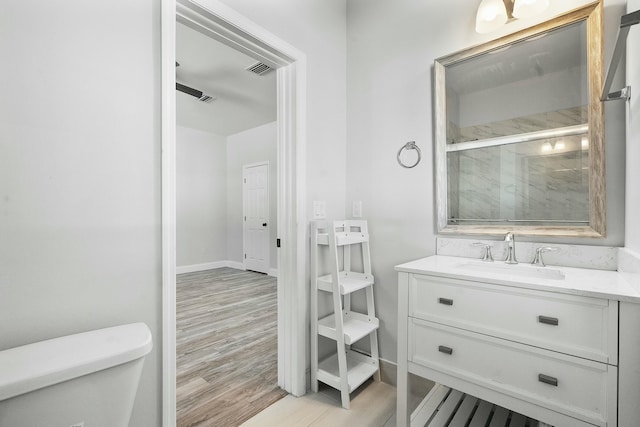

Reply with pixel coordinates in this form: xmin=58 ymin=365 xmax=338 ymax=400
xmin=162 ymin=1 xmax=308 ymax=425
xmin=175 ymin=19 xmax=280 ymax=425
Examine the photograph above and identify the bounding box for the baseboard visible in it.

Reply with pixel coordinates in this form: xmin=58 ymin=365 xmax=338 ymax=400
xmin=379 ymin=358 xmax=397 ymax=386
xmin=226 ymin=261 xmax=245 ymax=270
xmin=268 ymin=268 xmax=278 ymax=277
xmin=176 ymin=260 xmax=249 ymax=274
xmin=379 ymin=358 xmax=435 ymax=396
xmin=176 ymin=261 xmax=227 ymax=274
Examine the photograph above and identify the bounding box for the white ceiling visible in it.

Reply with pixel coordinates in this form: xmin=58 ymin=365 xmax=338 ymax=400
xmin=446 ymin=20 xmax=586 ymax=95
xmin=176 ymin=22 xmax=277 ymax=136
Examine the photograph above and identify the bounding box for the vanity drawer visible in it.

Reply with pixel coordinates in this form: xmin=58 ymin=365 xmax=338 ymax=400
xmin=409 ymin=319 xmax=617 ymax=426
xmin=409 ymin=274 xmax=617 ymax=364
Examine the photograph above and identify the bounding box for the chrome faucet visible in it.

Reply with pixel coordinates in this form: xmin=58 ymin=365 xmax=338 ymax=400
xmin=531 ymin=247 xmax=559 ymax=267
xmin=504 ymin=232 xmax=518 ymax=264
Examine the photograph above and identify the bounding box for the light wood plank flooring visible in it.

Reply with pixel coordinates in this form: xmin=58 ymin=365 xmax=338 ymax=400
xmin=177 ymin=268 xmax=287 ymax=427
xmin=241 ymin=380 xmax=399 ymax=427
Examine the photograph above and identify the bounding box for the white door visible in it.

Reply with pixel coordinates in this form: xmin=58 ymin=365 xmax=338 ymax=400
xmin=243 ymin=162 xmax=270 ymax=274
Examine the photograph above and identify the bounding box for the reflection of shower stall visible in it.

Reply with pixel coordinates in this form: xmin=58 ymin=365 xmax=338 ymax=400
xmin=447 ymin=119 xmax=590 ymax=227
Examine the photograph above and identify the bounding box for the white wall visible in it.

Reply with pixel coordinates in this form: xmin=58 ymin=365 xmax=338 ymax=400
xmin=346 ymin=0 xmax=627 ymax=363
xmin=227 ymin=122 xmax=278 ymax=270
xmin=210 ymin=0 xmax=348 ymax=371
xmin=0 ymin=0 xmax=345 ymax=421
xmin=0 ymin=1 xmax=161 ymax=426
xmin=176 ymin=126 xmax=228 ymax=267
xmin=626 ymin=0 xmax=640 ymax=252
xmin=459 ymin=66 xmax=587 ymax=128
xmin=213 ymin=0 xmax=348 ymax=221
xmin=177 ymin=122 xmax=277 ymax=271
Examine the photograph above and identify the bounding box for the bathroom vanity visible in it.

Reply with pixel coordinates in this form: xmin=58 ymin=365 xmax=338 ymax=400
xmin=396 ymin=255 xmax=640 ymax=426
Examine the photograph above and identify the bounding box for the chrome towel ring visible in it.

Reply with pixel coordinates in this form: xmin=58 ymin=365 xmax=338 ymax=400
xmin=397 ymin=141 xmax=421 ymax=168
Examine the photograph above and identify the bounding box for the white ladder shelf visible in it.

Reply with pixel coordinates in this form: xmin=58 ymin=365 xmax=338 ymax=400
xmin=310 ymin=220 xmax=380 ymax=409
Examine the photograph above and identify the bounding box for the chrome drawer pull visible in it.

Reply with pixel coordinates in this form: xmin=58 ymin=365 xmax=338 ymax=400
xmin=438 ymin=345 xmax=453 ymax=355
xmin=538 ymin=374 xmax=558 ymax=387
xmin=438 ymin=298 xmax=453 ymax=306
xmin=538 ymin=315 xmax=559 ymax=326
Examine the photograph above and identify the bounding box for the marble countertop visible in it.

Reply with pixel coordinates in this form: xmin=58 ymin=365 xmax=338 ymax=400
xmin=395 ymin=255 xmax=640 ymax=303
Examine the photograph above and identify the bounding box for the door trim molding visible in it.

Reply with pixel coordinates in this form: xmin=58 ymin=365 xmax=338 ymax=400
xmin=162 ymin=1 xmax=308 ymax=426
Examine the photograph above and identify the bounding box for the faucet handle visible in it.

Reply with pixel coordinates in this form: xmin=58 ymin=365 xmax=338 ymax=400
xmin=472 ymin=242 xmax=494 ymax=262
xmin=531 ymin=247 xmax=559 ymax=267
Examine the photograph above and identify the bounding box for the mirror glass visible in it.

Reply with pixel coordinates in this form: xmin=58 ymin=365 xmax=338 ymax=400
xmin=435 ymin=4 xmax=605 ymax=237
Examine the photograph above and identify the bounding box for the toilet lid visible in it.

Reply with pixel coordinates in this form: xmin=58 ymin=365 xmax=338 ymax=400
xmin=0 ymin=322 xmax=152 ymax=401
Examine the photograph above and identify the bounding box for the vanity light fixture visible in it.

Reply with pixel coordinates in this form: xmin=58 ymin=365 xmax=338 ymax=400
xmin=512 ymin=0 xmax=549 ymax=19
xmin=475 ymin=0 xmax=508 ymax=34
xmin=476 ymin=0 xmax=549 ymax=34
xmin=540 ymin=140 xmax=566 ymax=154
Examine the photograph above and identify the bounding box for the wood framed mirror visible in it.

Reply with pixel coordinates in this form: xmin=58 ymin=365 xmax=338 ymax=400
xmin=434 ymin=2 xmax=605 ymax=237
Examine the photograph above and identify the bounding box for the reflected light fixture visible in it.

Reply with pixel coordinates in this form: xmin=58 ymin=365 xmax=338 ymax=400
xmin=540 ymin=140 xmax=567 ymax=154
xmin=581 ymin=137 xmax=589 ymax=149
xmin=476 ymin=0 xmax=550 ymax=34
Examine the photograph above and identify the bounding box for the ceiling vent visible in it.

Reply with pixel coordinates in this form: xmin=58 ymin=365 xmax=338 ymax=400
xmin=198 ymin=94 xmax=216 ymax=103
xmin=176 ymin=82 xmax=216 ymax=103
xmin=246 ymin=62 xmax=273 ymax=76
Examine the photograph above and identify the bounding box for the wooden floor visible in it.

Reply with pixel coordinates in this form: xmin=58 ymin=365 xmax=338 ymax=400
xmin=242 ymin=380 xmax=543 ymax=427
xmin=241 ymin=380 xmax=399 ymax=427
xmin=176 ymin=268 xmax=287 ymax=427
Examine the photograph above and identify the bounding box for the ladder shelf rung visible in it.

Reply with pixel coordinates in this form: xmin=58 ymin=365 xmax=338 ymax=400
xmin=316 ymin=232 xmax=370 ymax=246
xmin=316 ymin=351 xmax=379 ymax=394
xmin=317 ymin=312 xmax=379 ymax=345
xmin=317 ymin=271 xmax=374 ymax=294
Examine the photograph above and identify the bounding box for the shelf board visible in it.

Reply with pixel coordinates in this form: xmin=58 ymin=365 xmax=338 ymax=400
xmin=411 ymin=384 xmax=542 ymax=427
xmin=317 ymin=272 xmax=374 ymax=295
xmin=317 ymin=312 xmax=379 ymax=345
xmin=316 ymin=232 xmax=369 ymax=246
xmin=316 ymin=351 xmax=378 ymax=394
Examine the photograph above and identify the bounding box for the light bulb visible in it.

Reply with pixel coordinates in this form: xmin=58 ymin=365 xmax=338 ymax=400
xmin=581 ymin=137 xmax=589 ymax=149
xmin=555 ymin=141 xmax=566 ymax=150
xmin=476 ymin=0 xmax=508 ymax=34
xmin=541 ymin=142 xmax=552 ymax=153
xmin=482 ymin=5 xmax=499 ymax=21
xmin=512 ymin=0 xmax=549 ymax=19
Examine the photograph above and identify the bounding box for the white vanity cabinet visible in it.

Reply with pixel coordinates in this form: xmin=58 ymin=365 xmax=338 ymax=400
xmin=396 ymin=256 xmax=640 ymax=427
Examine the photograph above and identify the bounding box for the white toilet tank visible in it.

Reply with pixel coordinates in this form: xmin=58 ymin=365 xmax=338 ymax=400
xmin=0 ymin=323 xmax=152 ymax=427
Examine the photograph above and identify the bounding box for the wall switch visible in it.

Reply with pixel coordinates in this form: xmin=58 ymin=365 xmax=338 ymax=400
xmin=352 ymin=201 xmax=362 ymax=218
xmin=313 ymin=201 xmax=326 ymax=219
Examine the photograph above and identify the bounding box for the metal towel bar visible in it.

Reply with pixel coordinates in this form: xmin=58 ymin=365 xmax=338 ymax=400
xmin=601 ymin=9 xmax=640 ymax=101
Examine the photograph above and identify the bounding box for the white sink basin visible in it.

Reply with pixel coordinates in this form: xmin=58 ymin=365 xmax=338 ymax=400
xmin=456 ymin=261 xmax=565 ymax=280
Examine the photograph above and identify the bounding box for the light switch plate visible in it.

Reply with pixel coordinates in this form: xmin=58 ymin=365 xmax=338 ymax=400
xmin=352 ymin=201 xmax=362 ymax=218
xmin=313 ymin=200 xmax=326 ymax=219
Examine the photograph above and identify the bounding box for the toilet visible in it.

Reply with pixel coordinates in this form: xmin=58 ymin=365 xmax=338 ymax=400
xmin=0 ymin=323 xmax=152 ymax=427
